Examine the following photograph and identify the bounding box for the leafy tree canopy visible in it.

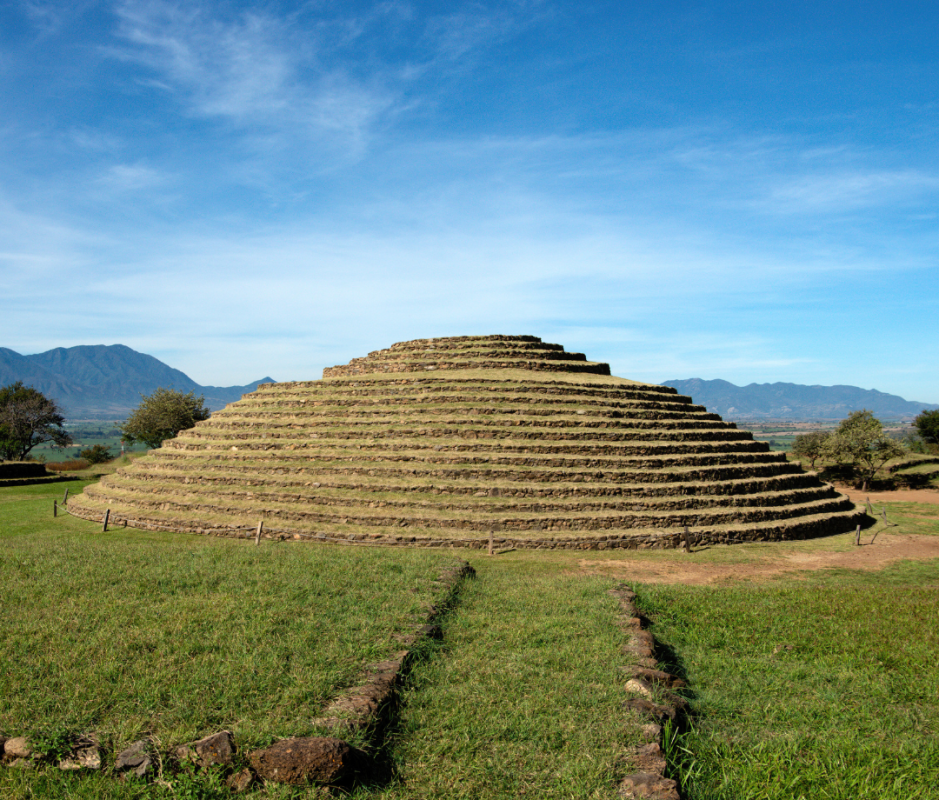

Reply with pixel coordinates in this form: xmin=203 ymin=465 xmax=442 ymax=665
xmin=120 ymin=388 xmax=210 ymax=450
xmin=0 ymin=381 xmax=71 ymax=461
xmin=913 ymin=409 xmax=939 ymax=447
xmin=80 ymin=444 xmax=113 ymax=464
xmin=791 ymin=430 xmax=830 ymax=469
xmin=822 ymin=409 xmax=905 ymax=490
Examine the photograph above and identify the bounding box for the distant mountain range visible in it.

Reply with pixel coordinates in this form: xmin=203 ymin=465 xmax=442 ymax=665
xmin=4 ymin=344 xmax=935 ymax=422
xmin=663 ymin=378 xmax=939 ymax=420
xmin=0 ymin=345 xmax=273 ymax=420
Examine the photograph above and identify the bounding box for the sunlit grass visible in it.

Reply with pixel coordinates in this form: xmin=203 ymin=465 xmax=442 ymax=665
xmin=638 ymin=560 xmax=939 ymax=799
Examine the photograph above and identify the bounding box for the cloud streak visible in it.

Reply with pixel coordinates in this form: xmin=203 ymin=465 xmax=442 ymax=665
xmin=111 ymin=0 xmax=396 ymax=160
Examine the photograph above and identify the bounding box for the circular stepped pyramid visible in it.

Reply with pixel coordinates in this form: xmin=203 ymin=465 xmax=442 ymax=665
xmin=69 ymin=335 xmax=863 ymax=549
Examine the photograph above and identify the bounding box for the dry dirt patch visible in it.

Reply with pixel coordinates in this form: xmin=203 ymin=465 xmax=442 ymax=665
xmin=839 ymin=486 xmax=939 ymax=506
xmin=579 ymin=532 xmax=939 ymax=585
xmin=579 ymin=489 xmax=939 ymax=585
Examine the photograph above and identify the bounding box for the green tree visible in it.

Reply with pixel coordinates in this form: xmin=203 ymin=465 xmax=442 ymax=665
xmin=80 ymin=444 xmax=113 ymax=464
xmin=0 ymin=382 xmax=71 ymax=461
xmin=822 ymin=410 xmax=906 ymax=491
xmin=791 ymin=430 xmax=830 ymax=469
xmin=913 ymin=409 xmax=939 ymax=449
xmin=120 ymin=388 xmax=210 ymax=449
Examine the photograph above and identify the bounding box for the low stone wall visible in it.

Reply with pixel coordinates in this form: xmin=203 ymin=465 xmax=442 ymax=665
xmin=64 ymin=498 xmax=865 ymax=550
xmin=612 ymin=584 xmax=686 ymax=800
xmin=0 ymin=462 xmax=49 ymax=479
xmin=323 ymin=358 xmax=612 ymax=378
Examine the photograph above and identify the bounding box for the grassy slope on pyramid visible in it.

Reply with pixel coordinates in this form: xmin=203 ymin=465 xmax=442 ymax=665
xmin=70 ymin=336 xmax=862 ymax=548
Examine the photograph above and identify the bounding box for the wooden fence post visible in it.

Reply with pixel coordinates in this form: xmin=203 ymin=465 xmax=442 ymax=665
xmin=53 ymin=500 xmax=57 ymax=517
xmin=103 ymin=509 xmax=110 ymax=532
xmin=855 ymin=524 xmax=861 ymax=546
xmin=255 ymin=521 xmax=263 ymax=546
xmin=63 ymin=487 xmax=69 ymax=505
xmin=683 ymin=526 xmax=692 ymax=553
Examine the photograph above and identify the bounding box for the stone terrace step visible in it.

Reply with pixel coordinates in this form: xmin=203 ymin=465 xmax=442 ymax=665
xmin=215 ymin=396 xmax=713 ymax=415
xmin=97 ymin=474 xmax=840 ymax=514
xmin=254 ymin=379 xmax=682 ymax=401
xmin=183 ymin=425 xmax=756 ymax=446
xmin=78 ymin=481 xmax=854 ymax=531
xmin=161 ymin=443 xmax=780 ymax=470
xmin=118 ymin=453 xmax=802 ymax=483
xmin=65 ymin=494 xmax=863 ymax=550
xmin=173 ymin=438 xmax=768 ymax=458
xmin=116 ymin=462 xmax=823 ymax=498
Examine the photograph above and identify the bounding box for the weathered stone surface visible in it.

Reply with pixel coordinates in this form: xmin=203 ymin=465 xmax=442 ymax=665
xmin=629 ymin=666 xmax=686 ymax=689
xmin=175 ymin=730 xmax=236 ymax=768
xmin=115 ymin=740 xmax=152 ymax=777
xmin=624 ymin=698 xmax=678 ymax=723
xmin=58 ymin=743 xmax=102 ymax=771
xmin=631 ymin=742 xmax=667 ymax=774
xmin=639 ymin=723 xmax=662 ymax=742
xmin=619 ymin=772 xmax=680 ymax=799
xmin=225 ymin=768 xmax=254 ymax=792
xmin=625 ymin=677 xmax=654 ymax=698
xmin=4 ymin=737 xmax=32 ymax=759
xmin=248 ymin=737 xmax=368 ymax=786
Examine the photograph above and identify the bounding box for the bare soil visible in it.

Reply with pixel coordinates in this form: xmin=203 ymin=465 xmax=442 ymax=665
xmin=839 ymin=486 xmax=939 ymax=506
xmin=579 ymin=488 xmax=939 ymax=586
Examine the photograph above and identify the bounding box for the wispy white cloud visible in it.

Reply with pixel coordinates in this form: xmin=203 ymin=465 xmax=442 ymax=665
xmin=95 ymin=162 xmax=165 ymax=192
xmin=424 ymin=8 xmax=518 ymax=62
xmin=762 ymin=169 xmax=939 ymax=213
xmin=110 ymin=0 xmax=396 ymax=157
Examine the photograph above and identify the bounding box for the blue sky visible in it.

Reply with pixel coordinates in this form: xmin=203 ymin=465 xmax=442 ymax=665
xmin=2 ymin=1 xmax=938 ymax=401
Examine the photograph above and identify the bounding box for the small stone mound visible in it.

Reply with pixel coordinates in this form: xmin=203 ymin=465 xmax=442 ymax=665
xmin=68 ymin=336 xmax=862 ymax=547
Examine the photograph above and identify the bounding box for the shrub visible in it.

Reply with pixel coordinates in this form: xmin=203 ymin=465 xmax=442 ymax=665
xmin=822 ymin=410 xmax=906 ymax=491
xmin=913 ymin=410 xmax=939 ymax=448
xmin=791 ymin=430 xmax=830 ymax=469
xmin=79 ymin=444 xmax=113 ymax=464
xmin=120 ymin=388 xmax=210 ymax=449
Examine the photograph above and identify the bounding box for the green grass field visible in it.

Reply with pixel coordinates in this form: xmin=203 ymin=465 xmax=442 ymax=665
xmin=637 ymin=561 xmax=939 ymax=800
xmin=29 ymin=423 xmax=150 ymax=463
xmin=0 ymin=482 xmax=463 ymax=798
xmin=1 ymin=480 xmax=938 ymax=799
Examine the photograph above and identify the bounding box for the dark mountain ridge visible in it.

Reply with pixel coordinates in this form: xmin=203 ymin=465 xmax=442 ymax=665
xmin=663 ymin=378 xmax=939 ymax=420
xmin=5 ymin=344 xmax=934 ymax=422
xmin=1 ymin=345 xmax=273 ymax=420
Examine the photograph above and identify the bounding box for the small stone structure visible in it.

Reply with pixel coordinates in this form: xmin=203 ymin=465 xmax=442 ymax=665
xmin=69 ymin=335 xmax=862 ymax=547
